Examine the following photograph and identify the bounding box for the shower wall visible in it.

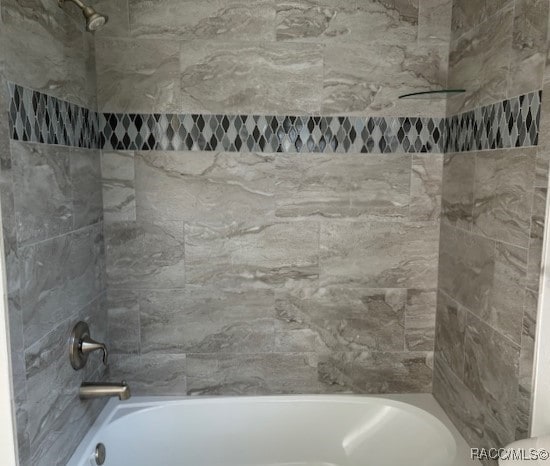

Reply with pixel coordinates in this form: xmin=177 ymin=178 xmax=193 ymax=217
xmin=433 ymin=0 xmax=549 ymax=455
xmin=0 ymin=0 xmax=107 ymax=465
xmin=94 ymin=0 xmax=451 ymax=395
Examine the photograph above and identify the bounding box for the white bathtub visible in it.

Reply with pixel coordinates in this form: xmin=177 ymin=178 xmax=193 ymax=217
xmin=67 ymin=394 xmax=479 ymax=466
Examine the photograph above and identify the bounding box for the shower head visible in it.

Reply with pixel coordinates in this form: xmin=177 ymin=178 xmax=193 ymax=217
xmin=58 ymin=0 xmax=108 ymax=32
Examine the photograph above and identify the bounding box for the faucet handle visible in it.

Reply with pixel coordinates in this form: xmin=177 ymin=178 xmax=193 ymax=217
xmin=80 ymin=336 xmax=108 ymax=365
xmin=69 ymin=321 xmax=109 ymax=370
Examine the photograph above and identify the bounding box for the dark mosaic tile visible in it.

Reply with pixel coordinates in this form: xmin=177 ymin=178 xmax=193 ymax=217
xmin=8 ymin=83 xmax=100 ymax=149
xmin=7 ymin=82 xmax=543 ymax=154
xmin=445 ymin=90 xmax=541 ymax=153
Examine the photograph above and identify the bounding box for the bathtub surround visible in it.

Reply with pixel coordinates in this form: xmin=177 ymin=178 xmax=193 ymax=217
xmin=104 ymin=151 xmax=441 ymax=395
xmin=433 ymin=0 xmax=550 ymax=462
xmin=0 ymin=0 xmax=107 ymax=465
xmin=0 ymin=0 xmax=549 ymax=465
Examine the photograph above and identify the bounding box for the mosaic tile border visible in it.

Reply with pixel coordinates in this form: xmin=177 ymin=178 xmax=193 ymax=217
xmin=6 ymin=82 xmax=542 ymax=154
xmin=99 ymin=113 xmax=445 ymax=153
xmin=445 ymin=90 xmax=541 ymax=153
xmin=7 ymin=83 xmax=100 ymax=149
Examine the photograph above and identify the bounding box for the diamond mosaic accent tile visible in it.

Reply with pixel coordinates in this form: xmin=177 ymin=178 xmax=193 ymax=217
xmin=6 ymin=82 xmax=542 ymax=154
xmin=445 ymin=90 xmax=541 ymax=152
xmin=99 ymin=113 xmax=445 ymax=153
xmin=7 ymin=83 xmax=100 ymax=149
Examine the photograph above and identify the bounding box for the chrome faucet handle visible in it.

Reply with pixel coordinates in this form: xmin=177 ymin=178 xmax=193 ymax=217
xmin=69 ymin=321 xmax=109 ymax=370
xmin=80 ymin=336 xmax=108 ymax=365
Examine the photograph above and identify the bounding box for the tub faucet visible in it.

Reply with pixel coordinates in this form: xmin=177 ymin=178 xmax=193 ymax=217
xmin=79 ymin=381 xmax=131 ymax=401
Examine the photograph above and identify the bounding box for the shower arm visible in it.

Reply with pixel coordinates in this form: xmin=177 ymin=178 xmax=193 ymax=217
xmin=58 ymin=0 xmax=87 ymax=9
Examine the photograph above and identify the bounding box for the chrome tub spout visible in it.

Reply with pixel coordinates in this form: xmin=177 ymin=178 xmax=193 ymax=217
xmin=80 ymin=381 xmax=131 ymax=401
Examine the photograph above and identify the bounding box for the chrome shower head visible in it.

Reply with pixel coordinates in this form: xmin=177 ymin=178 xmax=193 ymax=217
xmin=58 ymin=0 xmax=108 ymax=32
xmin=82 ymin=6 xmax=108 ymax=32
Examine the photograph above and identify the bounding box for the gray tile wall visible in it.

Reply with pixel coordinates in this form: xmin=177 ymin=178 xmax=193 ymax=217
xmin=0 ymin=0 xmax=107 ymax=465
xmin=0 ymin=0 xmax=548 ymax=464
xmin=93 ymin=0 xmax=452 ymax=118
xmin=433 ymin=0 xmax=550 ymax=462
xmin=103 ymin=150 xmax=443 ymax=395
xmin=94 ymin=0 xmax=451 ymax=396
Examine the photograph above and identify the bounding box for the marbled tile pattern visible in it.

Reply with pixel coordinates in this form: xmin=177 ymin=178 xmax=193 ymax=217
xmin=104 ymin=144 xmax=443 ymax=396
xmin=0 ymin=136 xmax=107 ymax=466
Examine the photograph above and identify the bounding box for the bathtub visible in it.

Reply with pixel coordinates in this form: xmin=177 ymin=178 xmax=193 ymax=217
xmin=67 ymin=394 xmax=479 ymax=466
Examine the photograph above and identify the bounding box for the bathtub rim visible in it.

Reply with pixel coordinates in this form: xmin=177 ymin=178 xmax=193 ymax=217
xmin=67 ymin=393 xmax=479 ymax=466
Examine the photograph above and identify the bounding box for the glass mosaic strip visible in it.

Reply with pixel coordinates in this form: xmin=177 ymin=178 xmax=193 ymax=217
xmin=6 ymin=82 xmax=542 ymax=154
xmin=7 ymin=83 xmax=100 ymax=149
xmin=99 ymin=113 xmax=445 ymax=153
xmin=445 ymin=90 xmax=541 ymax=152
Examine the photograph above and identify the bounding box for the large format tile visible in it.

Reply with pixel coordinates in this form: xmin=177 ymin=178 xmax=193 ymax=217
xmin=29 ymin=395 xmax=105 ymax=466
xmin=434 ymin=291 xmax=467 ymax=377
xmin=275 ymin=0 xmax=418 ymax=44
xmin=107 ymin=289 xmax=140 ymax=355
xmin=405 ymin=289 xmax=436 ymax=351
xmin=508 ymin=0 xmax=548 ymax=96
xmin=472 ymin=148 xmax=536 ymax=248
xmin=11 ymin=141 xmax=72 ymax=246
xmin=517 ymin=288 xmax=538 ymax=439
xmin=20 ymin=224 xmax=104 ymax=346
xmin=130 ymin=0 xmax=275 ymax=40
xmin=433 ymin=353 xmax=516 ymax=452
xmin=526 ymin=187 xmax=547 ymax=292
xmin=0 ymin=0 xmax=96 ymax=107
xmin=319 ymin=351 xmax=433 ymax=393
xmin=140 ymin=288 xmax=276 ymax=354
xmin=101 ymin=151 xmax=136 ymax=222
xmin=105 ymin=221 xmax=185 ymax=289
xmin=320 ymin=221 xmax=439 ymax=288
xmin=135 ymin=151 xmax=276 ymax=223
xmin=24 ymin=318 xmax=82 ymax=455
xmin=448 ymin=5 xmax=513 ymax=114
xmin=450 ymin=0 xmax=513 ymax=41
xmin=463 ymin=312 xmax=521 ymax=432
xmin=96 ymin=38 xmax=181 ymax=113
xmin=0 ymin=100 xmax=19 ymax=294
xmin=71 ymin=148 xmax=102 ymax=229
xmin=185 ymin=222 xmax=319 ymax=288
xmin=108 ymin=354 xmax=187 ymax=395
xmin=7 ymin=294 xmax=26 ymax=405
xmin=418 ymin=0 xmax=452 ymax=45
xmin=446 ymin=29 xmax=483 ymax=115
xmin=485 ymin=242 xmax=527 ymax=345
xmin=441 ymin=152 xmax=475 ymax=229
xmin=474 ymin=6 xmax=513 ymax=109
xmin=275 ymin=286 xmax=407 ymax=352
xmin=93 ymin=0 xmax=130 ymax=38
xmin=438 ymin=224 xmax=495 ymax=315
xmin=186 ymin=353 xmax=333 ymax=395
xmin=275 ymin=154 xmax=410 ymax=219
xmin=323 ymin=42 xmax=447 ymax=116
xmin=410 ymin=154 xmax=443 ymax=221
xmin=180 ymin=41 xmax=323 ymax=114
